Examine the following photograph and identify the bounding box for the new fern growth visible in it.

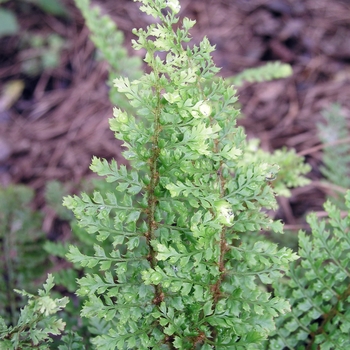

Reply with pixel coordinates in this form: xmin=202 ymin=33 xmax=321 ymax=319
xmin=63 ymin=1 xmax=300 ymax=348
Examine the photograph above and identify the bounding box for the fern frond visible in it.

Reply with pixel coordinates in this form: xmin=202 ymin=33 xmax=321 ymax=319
xmin=0 ymin=185 xmax=49 ymax=326
xmin=267 ymin=191 xmax=350 ymax=349
xmin=74 ymin=0 xmax=142 ymax=108
xmin=242 ymin=139 xmax=311 ymax=197
xmin=229 ymin=61 xmax=292 ymax=87
xmin=63 ymin=1 xmax=301 ymax=347
xmin=0 ymin=274 xmax=69 ymax=349
xmin=45 ymin=181 xmax=74 ymax=221
xmin=317 ymin=104 xmax=350 ymax=206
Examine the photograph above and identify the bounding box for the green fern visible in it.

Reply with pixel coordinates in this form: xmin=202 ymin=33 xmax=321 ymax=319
xmin=228 ymin=61 xmax=292 ymax=87
xmin=242 ymin=139 xmax=310 ymax=198
xmin=317 ymin=104 xmax=350 ymax=206
xmin=266 ymin=191 xmax=350 ymax=349
xmin=0 ymin=274 xmax=69 ymax=349
xmin=0 ymin=1 xmax=315 ymax=348
xmin=44 ymin=178 xmax=128 ymax=346
xmin=57 ymin=331 xmax=84 ymax=350
xmin=62 ymin=1 xmax=301 ymax=348
xmin=45 ymin=181 xmax=74 ymax=221
xmin=74 ymin=0 xmax=142 ymax=108
xmin=44 ymin=179 xmax=120 ymax=292
xmin=0 ymin=185 xmax=49 ymax=326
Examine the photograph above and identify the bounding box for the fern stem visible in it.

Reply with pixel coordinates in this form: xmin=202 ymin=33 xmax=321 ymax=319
xmin=144 ymin=54 xmax=176 ymax=347
xmin=207 ymin=143 xmax=228 ymax=343
xmin=307 ymin=283 xmax=350 ymax=350
xmin=147 ymin=91 xmax=161 ymax=264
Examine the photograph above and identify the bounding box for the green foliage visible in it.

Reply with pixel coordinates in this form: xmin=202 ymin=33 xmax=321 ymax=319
xmin=19 ymin=32 xmax=66 ymax=76
xmin=228 ymin=61 xmax=293 ymax=87
xmin=74 ymin=0 xmax=142 ymax=108
xmin=0 ymin=7 xmax=19 ymax=38
xmin=0 ymin=0 xmax=67 ymax=76
xmin=0 ymin=0 xmax=69 ymax=38
xmin=44 ymin=179 xmax=119 ymax=277
xmin=58 ymin=331 xmax=84 ymax=350
xmin=317 ymin=104 xmax=350 ymax=206
xmin=0 ymin=274 xmax=69 ymax=349
xmin=43 ymin=179 xmax=118 ymax=345
xmin=0 ymin=185 xmax=49 ymax=326
xmin=45 ymin=181 xmax=74 ymax=221
xmin=28 ymin=0 xmax=69 ymax=18
xmin=0 ymin=182 xmax=88 ymax=348
xmin=266 ymin=191 xmax=350 ymax=350
xmin=43 ymin=180 xmax=73 ymax=267
xmin=2 ymin=1 xmax=336 ymax=348
xmin=62 ymin=1 xmax=306 ymax=348
xmin=243 ymin=139 xmax=310 ymax=197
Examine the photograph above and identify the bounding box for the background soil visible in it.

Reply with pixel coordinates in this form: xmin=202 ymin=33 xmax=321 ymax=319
xmin=1 ymin=0 xmax=350 ymax=236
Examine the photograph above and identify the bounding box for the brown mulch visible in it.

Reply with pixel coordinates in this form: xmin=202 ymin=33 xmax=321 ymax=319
xmin=1 ymin=0 xmax=350 ymax=234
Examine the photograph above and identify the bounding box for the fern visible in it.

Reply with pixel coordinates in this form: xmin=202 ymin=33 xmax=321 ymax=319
xmin=44 ymin=179 xmax=120 ymax=292
xmin=0 ymin=274 xmax=68 ymax=349
xmin=242 ymin=139 xmax=310 ymax=197
xmin=266 ymin=191 xmax=350 ymax=349
xmin=317 ymin=104 xmax=350 ymax=206
xmin=62 ymin=1 xmax=302 ymax=348
xmin=74 ymin=0 xmax=142 ymax=108
xmin=228 ymin=61 xmax=292 ymax=87
xmin=0 ymin=1 xmax=320 ymax=348
xmin=57 ymin=331 xmax=84 ymax=350
xmin=45 ymin=181 xmax=74 ymax=221
xmin=0 ymin=185 xmax=49 ymax=326
xmin=44 ymin=180 xmax=113 ymax=345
